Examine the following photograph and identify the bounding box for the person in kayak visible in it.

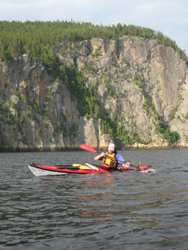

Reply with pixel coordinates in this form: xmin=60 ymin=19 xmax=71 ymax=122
xmin=94 ymin=143 xmax=130 ymax=170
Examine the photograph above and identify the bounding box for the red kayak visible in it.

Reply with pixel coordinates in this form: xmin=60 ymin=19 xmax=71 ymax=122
xmin=28 ymin=163 xmax=152 ymax=177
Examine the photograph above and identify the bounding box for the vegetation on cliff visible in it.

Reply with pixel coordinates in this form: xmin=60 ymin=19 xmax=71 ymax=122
xmin=0 ymin=21 xmax=187 ymax=64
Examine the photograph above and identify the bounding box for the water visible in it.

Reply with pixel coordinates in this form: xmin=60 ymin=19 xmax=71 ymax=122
xmin=0 ymin=148 xmax=188 ymax=250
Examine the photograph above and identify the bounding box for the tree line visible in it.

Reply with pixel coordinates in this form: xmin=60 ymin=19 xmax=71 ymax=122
xmin=0 ymin=20 xmax=187 ymax=64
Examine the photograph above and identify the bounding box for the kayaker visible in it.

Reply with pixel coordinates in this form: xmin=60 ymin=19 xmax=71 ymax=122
xmin=94 ymin=143 xmax=130 ymax=170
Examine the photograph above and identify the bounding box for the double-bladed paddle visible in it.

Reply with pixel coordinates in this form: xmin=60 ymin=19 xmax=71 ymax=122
xmin=80 ymin=144 xmax=141 ymax=170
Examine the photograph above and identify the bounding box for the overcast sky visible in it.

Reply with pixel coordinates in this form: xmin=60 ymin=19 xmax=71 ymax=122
xmin=0 ymin=0 xmax=188 ymax=55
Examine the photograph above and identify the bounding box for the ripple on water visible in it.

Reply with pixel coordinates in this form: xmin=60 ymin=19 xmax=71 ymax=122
xmin=0 ymin=149 xmax=188 ymax=249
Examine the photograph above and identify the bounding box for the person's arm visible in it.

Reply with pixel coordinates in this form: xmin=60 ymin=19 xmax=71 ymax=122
xmin=94 ymin=152 xmax=105 ymax=160
xmin=116 ymin=153 xmax=130 ymax=170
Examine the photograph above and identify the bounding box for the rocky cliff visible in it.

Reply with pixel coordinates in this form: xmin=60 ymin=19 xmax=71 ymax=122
xmin=0 ymin=35 xmax=188 ymax=151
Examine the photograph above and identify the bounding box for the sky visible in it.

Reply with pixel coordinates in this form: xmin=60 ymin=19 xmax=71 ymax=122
xmin=0 ymin=0 xmax=188 ymax=55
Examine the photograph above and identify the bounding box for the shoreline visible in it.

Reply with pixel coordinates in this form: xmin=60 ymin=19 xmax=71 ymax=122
xmin=0 ymin=144 xmax=188 ymax=152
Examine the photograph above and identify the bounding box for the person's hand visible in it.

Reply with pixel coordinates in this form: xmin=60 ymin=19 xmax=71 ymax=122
xmin=122 ymin=162 xmax=130 ymax=170
xmin=100 ymin=152 xmax=106 ymax=157
xmin=94 ymin=152 xmax=105 ymax=160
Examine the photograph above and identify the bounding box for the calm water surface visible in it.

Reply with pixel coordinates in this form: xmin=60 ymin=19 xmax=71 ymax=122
xmin=0 ymin=148 xmax=188 ymax=250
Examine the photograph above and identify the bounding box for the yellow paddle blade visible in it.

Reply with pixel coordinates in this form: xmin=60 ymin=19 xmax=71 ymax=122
xmin=79 ymin=166 xmax=92 ymax=170
xmin=72 ymin=164 xmax=91 ymax=170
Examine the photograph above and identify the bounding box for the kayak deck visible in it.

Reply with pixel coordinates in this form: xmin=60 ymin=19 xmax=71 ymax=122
xmin=28 ymin=163 xmax=152 ymax=177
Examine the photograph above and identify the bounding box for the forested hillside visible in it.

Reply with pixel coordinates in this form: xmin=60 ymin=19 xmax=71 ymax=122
xmin=1 ymin=21 xmax=187 ymax=63
xmin=0 ymin=21 xmax=188 ymax=151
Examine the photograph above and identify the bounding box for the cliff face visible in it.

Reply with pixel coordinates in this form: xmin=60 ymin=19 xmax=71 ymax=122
xmin=0 ymin=36 xmax=188 ymax=151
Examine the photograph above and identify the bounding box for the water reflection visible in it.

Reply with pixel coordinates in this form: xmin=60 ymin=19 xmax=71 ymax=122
xmin=75 ymin=174 xmax=115 ymax=219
